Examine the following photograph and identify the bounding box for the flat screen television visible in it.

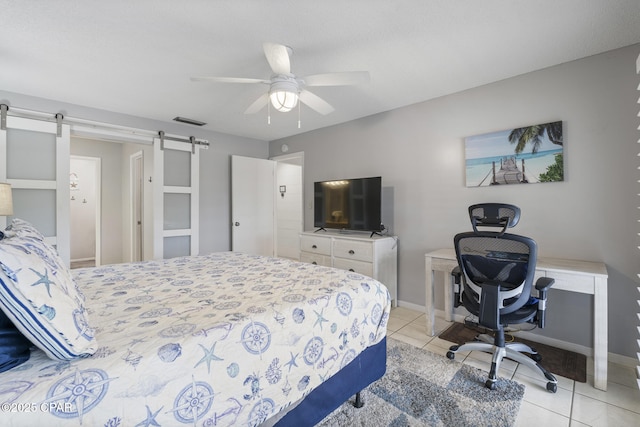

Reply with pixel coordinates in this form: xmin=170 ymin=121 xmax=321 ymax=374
xmin=314 ymin=176 xmax=383 ymax=233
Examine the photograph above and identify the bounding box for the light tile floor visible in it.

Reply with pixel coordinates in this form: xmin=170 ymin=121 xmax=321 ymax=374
xmin=388 ymin=307 xmax=640 ymax=426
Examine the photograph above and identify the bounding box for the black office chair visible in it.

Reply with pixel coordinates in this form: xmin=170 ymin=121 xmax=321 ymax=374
xmin=446 ymin=203 xmax=558 ymax=393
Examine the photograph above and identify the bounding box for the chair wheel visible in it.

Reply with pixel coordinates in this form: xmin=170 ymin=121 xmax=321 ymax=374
xmin=531 ymin=353 xmax=542 ymax=362
xmin=485 ymin=380 xmax=497 ymax=390
xmin=446 ymin=351 xmax=455 ymax=360
xmin=546 ymin=382 xmax=557 ymax=393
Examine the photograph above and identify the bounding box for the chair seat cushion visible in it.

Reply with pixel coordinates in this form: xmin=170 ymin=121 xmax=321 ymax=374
xmin=501 ymin=304 xmax=537 ymax=325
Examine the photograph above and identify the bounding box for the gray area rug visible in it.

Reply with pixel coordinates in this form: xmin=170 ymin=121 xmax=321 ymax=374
xmin=318 ymin=338 xmax=525 ymax=426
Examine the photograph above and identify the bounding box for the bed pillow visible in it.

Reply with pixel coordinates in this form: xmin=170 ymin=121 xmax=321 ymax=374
xmin=3 ymin=218 xmax=47 ymax=241
xmin=0 ymin=309 xmax=31 ymax=372
xmin=3 ymin=219 xmax=78 ymax=290
xmin=0 ymin=234 xmax=97 ymax=360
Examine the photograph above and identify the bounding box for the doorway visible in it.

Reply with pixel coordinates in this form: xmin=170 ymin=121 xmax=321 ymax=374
xmin=272 ymin=152 xmax=304 ymax=260
xmin=71 ymin=136 xmax=155 ymax=265
xmin=69 ymin=156 xmax=101 ymax=268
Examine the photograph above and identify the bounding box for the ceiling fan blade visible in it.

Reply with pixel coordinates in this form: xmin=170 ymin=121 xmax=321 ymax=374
xmin=190 ymin=76 xmax=269 ymax=84
xmin=302 ymin=71 xmax=370 ymax=87
xmin=298 ymin=90 xmax=335 ymax=115
xmin=263 ymin=42 xmax=291 ymax=75
xmin=244 ymin=93 xmax=269 ymax=114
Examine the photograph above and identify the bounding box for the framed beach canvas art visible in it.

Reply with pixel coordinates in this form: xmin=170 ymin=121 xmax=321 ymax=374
xmin=464 ymin=121 xmax=563 ymax=187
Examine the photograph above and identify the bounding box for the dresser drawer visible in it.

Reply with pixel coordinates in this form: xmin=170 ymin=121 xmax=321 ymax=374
xmin=333 ymin=239 xmax=373 ymax=262
xmin=300 ymin=252 xmax=331 ymax=267
xmin=300 ymin=235 xmax=331 ymax=255
xmin=333 ymin=258 xmax=374 ymax=277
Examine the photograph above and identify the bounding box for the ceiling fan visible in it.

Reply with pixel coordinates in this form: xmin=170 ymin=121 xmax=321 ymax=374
xmin=191 ymin=42 xmax=370 ymax=118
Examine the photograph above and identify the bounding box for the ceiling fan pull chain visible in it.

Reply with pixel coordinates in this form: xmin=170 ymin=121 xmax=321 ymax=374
xmin=298 ymin=101 xmax=301 ymax=129
xmin=267 ymin=101 xmax=271 ymax=125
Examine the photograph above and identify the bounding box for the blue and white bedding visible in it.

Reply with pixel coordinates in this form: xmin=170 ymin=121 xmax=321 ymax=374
xmin=1 ymin=251 xmax=390 ymax=427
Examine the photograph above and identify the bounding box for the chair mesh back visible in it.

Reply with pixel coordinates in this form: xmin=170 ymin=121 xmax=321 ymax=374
xmin=455 ymin=232 xmax=536 ymax=318
xmin=457 ymin=235 xmax=531 ymax=287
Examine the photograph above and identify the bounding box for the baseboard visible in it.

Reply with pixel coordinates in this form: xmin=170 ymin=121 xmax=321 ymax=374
xmin=396 ymin=300 xmax=637 ymax=369
xmin=607 ymin=352 xmax=638 ymax=369
xmin=70 ymin=257 xmax=96 ymax=262
xmin=396 ymin=300 xmax=425 ymax=313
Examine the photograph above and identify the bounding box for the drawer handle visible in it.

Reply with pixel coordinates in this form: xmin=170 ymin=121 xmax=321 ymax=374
xmin=348 ymin=268 xmax=355 ymax=272
xmin=348 ymin=250 xmax=355 ymax=255
xmin=312 ymin=245 xmax=317 ymax=249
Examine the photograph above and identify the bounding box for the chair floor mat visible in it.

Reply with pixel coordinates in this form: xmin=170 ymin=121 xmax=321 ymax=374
xmin=439 ymin=322 xmax=587 ymax=382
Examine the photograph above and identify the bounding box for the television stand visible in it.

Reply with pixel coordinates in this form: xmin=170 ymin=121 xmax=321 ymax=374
xmin=314 ymin=227 xmax=327 ymax=233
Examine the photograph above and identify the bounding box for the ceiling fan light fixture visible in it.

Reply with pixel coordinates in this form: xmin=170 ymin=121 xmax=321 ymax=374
xmin=270 ymin=90 xmax=298 ymax=112
xmin=269 ymin=77 xmax=299 ymax=112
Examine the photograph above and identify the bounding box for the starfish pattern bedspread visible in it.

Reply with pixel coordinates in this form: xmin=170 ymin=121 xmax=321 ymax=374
xmin=0 ymin=252 xmax=390 ymax=426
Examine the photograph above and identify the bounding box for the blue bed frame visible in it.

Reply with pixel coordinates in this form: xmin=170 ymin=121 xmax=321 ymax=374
xmin=275 ymin=337 xmax=387 ymax=426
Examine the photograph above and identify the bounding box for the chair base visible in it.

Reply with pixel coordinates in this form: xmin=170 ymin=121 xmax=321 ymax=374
xmin=446 ymin=334 xmax=558 ymax=393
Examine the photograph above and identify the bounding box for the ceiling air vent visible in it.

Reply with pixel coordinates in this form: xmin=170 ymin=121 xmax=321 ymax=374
xmin=173 ymin=116 xmax=206 ymax=126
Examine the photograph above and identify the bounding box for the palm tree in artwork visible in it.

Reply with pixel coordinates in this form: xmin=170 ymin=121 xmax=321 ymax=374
xmin=508 ymin=121 xmax=562 ymax=154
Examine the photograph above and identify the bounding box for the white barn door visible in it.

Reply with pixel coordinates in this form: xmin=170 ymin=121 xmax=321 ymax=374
xmin=231 ymin=155 xmax=275 ymax=256
xmin=153 ymin=136 xmax=200 ymax=259
xmin=0 ymin=113 xmax=70 ymax=265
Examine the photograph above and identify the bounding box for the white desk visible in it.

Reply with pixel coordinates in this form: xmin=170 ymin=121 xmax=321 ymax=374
xmin=425 ymin=248 xmax=609 ymax=391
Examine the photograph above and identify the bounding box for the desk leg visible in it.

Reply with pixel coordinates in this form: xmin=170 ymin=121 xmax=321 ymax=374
xmin=425 ymin=256 xmax=436 ymax=336
xmin=444 ymin=273 xmax=454 ymax=323
xmin=593 ymin=276 xmax=608 ymax=391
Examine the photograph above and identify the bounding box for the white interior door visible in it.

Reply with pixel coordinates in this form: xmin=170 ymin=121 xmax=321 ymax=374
xmin=231 ymin=155 xmax=275 ymax=256
xmin=130 ymin=151 xmax=143 ymax=262
xmin=0 ymin=115 xmax=70 ymax=264
xmin=153 ymin=137 xmax=200 ymax=259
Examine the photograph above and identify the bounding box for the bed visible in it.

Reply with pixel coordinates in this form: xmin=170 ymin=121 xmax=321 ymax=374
xmin=0 ymin=219 xmax=390 ymax=426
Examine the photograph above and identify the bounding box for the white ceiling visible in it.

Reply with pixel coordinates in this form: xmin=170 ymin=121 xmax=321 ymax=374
xmin=1 ymin=1 xmax=639 ymax=141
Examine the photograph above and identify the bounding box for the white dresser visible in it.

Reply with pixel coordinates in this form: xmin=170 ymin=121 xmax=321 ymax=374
xmin=299 ymin=231 xmax=398 ymax=306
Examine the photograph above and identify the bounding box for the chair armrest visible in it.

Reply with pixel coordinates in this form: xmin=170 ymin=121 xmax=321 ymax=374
xmin=534 ymin=277 xmax=554 ymax=329
xmin=451 ymin=266 xmax=462 ymax=307
xmin=452 ymin=266 xmax=461 ymax=283
xmin=535 ymin=277 xmax=554 ymax=291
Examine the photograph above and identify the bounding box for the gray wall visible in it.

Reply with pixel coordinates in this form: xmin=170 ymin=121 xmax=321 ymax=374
xmin=0 ymin=90 xmax=269 ymax=258
xmin=271 ymin=44 xmax=640 ymax=358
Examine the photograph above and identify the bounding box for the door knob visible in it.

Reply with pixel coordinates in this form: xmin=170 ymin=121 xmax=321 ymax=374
xmin=234 ymin=222 xmax=240 ymax=226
